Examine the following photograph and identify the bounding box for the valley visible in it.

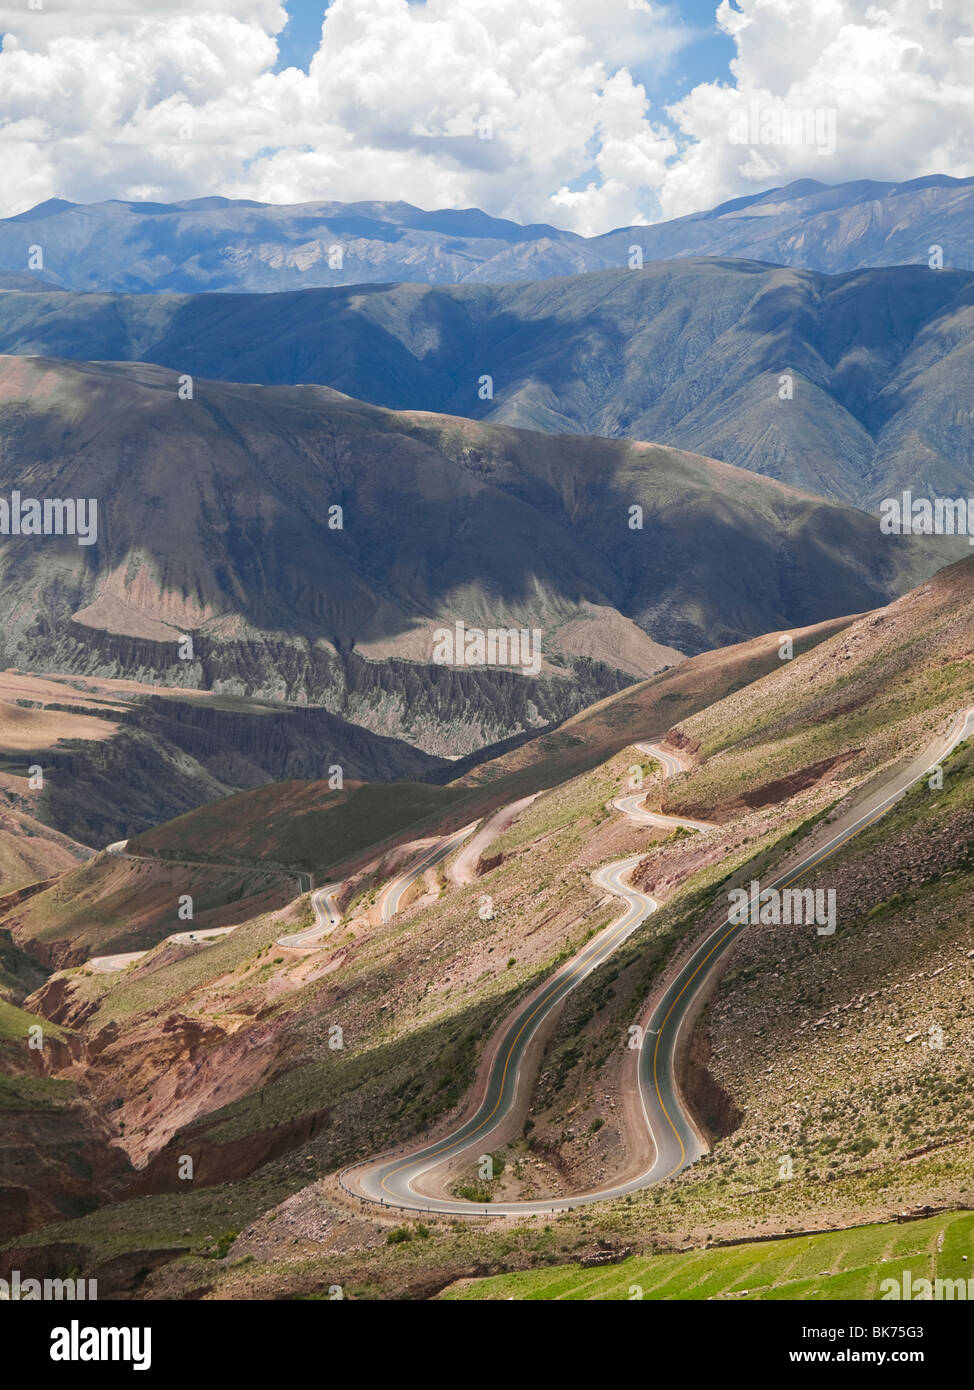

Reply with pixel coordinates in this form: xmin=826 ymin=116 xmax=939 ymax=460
xmin=0 ymin=134 xmax=971 ymax=1318
xmin=2 ymin=558 xmax=972 ymax=1299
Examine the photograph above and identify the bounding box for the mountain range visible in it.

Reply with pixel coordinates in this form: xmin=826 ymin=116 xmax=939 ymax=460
xmin=0 ymin=354 xmax=951 ymax=757
xmin=3 ymin=156 xmax=974 ymax=1307
xmin=3 ymin=258 xmax=974 ymax=509
xmin=3 ymin=174 xmax=973 ymax=295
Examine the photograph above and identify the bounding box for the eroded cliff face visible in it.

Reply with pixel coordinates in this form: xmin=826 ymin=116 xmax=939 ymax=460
xmin=0 ymin=1008 xmax=133 ymax=1242
xmin=2 ymin=941 xmax=298 ymax=1247
xmin=0 ymin=1097 xmax=132 ymax=1242
xmin=6 ymin=626 xmax=633 ymax=840
xmin=18 ymin=963 xmax=321 ymax=1212
xmin=26 ymin=689 xmax=451 ymax=845
xmin=15 ymin=623 xmax=631 ymax=752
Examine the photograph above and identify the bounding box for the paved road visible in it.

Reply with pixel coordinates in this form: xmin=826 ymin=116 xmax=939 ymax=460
xmin=91 ymin=819 xmax=480 ymax=972
xmin=340 ymin=709 xmax=974 ymax=1215
xmin=91 ymin=817 xmax=480 ymax=973
xmin=377 ymin=824 xmax=479 ymax=922
xmin=88 ymin=925 xmax=239 ymax=973
xmin=450 ymin=797 xmax=538 ymax=887
xmin=89 ymin=949 xmax=150 ymax=975
xmin=612 ymin=741 xmax=715 ymax=832
xmin=277 ymin=883 xmax=343 ymax=949
xmin=342 ymin=852 xmax=677 ymax=1215
xmin=91 ymin=840 xmax=315 ymax=971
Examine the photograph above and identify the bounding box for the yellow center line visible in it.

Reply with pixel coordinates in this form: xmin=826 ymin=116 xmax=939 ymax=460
xmin=371 ymin=713 xmax=972 ymax=1207
xmin=649 ymin=757 xmax=956 ymax=1180
xmin=379 ymin=869 xmax=647 ymax=1191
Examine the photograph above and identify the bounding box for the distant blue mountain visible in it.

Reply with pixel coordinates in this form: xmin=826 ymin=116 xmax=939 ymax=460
xmin=2 ymin=174 xmax=973 ymax=293
xmin=1 ymin=255 xmax=973 ymax=509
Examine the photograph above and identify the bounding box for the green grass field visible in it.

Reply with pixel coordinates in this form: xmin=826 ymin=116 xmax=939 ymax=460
xmin=443 ymin=1210 xmax=974 ymax=1300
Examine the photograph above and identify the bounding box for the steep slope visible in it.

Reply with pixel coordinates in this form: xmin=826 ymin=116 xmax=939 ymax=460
xmin=3 ymin=261 xmax=974 ymax=507
xmin=449 ymin=615 xmax=857 ymax=799
xmin=0 ymin=671 xmax=448 ymax=846
xmin=120 ymin=614 xmax=852 ymax=887
xmin=6 ymin=656 xmax=971 ymax=1292
xmin=516 ymin=556 xmax=974 ymax=1233
xmin=659 ymin=553 xmax=974 ymax=820
xmin=0 ymin=932 xmax=133 ymax=1242
xmin=1 ymin=846 xmax=307 ymax=970
xmin=0 ymin=356 xmax=944 ymax=731
xmin=3 ymin=176 xmax=973 ymax=294
xmin=128 ymin=780 xmax=470 ymax=884
xmin=4 ymin=565 xmax=974 ymax=1295
xmin=0 ymin=796 xmax=88 ymax=895
xmin=0 ymin=998 xmax=133 ymax=1241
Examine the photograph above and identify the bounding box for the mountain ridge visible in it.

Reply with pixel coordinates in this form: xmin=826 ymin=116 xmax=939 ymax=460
xmin=4 ymin=173 xmax=974 ymax=295
xmin=2 ymin=258 xmax=974 ymax=507
xmin=0 ymin=354 xmax=952 ymax=757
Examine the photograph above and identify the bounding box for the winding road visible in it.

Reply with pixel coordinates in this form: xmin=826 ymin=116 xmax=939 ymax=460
xmin=611 ymin=741 xmax=715 ymax=832
xmin=339 ymin=711 xmax=974 ymax=1216
xmin=88 ymin=823 xmax=479 ymax=972
xmin=89 ymin=844 xmax=312 ymax=972
xmin=377 ymin=823 xmax=479 ymax=922
xmin=277 ymin=883 xmax=343 ymax=949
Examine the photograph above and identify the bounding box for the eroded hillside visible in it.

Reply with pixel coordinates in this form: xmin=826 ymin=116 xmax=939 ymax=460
xmin=2 ymin=565 xmax=972 ymax=1298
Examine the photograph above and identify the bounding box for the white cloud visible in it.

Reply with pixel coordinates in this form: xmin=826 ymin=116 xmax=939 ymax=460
xmin=0 ymin=0 xmax=971 ymax=233
xmin=662 ymin=0 xmax=974 ymax=217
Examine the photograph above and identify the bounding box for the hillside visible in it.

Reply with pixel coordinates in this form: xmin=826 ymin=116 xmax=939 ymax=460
xmin=4 ymin=260 xmax=974 ymax=507
xmin=129 ymin=780 xmax=470 ymax=883
xmin=2 ymin=564 xmax=973 ymax=1297
xmin=659 ymin=554 xmax=974 ymax=820
xmin=450 ymin=616 xmax=857 ymax=798
xmin=122 ymin=614 xmax=854 ymax=886
xmin=445 ymin=1210 xmax=974 ymax=1300
xmin=512 ymin=555 xmax=974 ymax=1237
xmin=0 ymin=671 xmax=448 ymax=848
xmin=0 ymin=356 xmax=944 ymax=755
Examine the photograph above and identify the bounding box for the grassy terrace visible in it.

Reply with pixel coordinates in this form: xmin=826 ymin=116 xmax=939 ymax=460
xmin=444 ymin=1209 xmax=974 ymax=1299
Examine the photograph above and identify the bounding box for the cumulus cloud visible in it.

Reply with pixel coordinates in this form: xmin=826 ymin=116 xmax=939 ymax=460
xmin=661 ymin=0 xmax=974 ymax=217
xmin=0 ymin=0 xmax=971 ymax=233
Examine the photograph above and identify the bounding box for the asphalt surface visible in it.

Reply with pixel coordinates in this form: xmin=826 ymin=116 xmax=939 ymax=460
xmin=340 ymin=709 xmax=974 ymax=1215
xmin=91 ymin=841 xmax=317 ymax=970
xmin=90 ymin=820 xmax=477 ymax=971
xmin=377 ymin=824 xmax=479 ymax=922
xmin=277 ymin=884 xmax=343 ymax=948
xmin=451 ymin=796 xmax=538 ymax=887
xmin=611 ymin=741 xmax=715 ymax=832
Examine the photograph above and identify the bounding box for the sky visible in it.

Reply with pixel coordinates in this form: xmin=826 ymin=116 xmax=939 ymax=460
xmin=0 ymin=0 xmax=971 ymax=234
xmin=273 ymin=0 xmax=737 ymax=111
